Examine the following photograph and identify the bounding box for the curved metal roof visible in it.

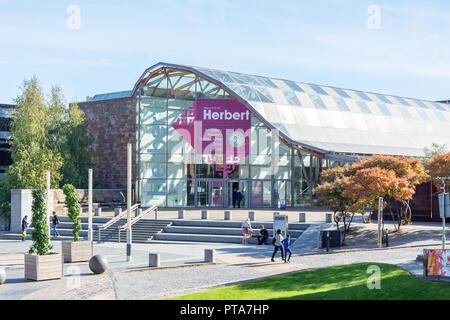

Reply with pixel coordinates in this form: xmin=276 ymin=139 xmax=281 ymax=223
xmin=133 ymin=62 xmax=450 ymax=160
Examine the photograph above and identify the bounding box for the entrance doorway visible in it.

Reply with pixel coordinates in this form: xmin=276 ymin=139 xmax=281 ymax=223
xmin=251 ymin=180 xmax=272 ymax=207
xmin=196 ymin=180 xmax=223 ymax=207
xmin=226 ymin=180 xmax=248 ymax=208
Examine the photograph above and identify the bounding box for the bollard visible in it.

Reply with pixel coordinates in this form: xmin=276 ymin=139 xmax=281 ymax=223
xmin=79 ymin=207 xmax=83 ymax=216
xmin=204 ymin=249 xmax=215 ymax=263
xmin=114 ymin=207 xmax=121 ymax=217
xmin=326 ymin=232 xmax=330 ymax=252
xmin=201 ymin=210 xmax=209 ymax=220
xmin=149 ymin=253 xmax=160 ymax=267
xmin=299 ymin=212 xmax=306 ymax=223
xmin=178 ymin=209 xmax=186 ymax=219
xmin=95 ymin=207 xmax=102 ymax=217
xmin=137 ymin=208 xmax=142 ymax=218
xmin=325 ymin=213 xmax=332 ymax=223
xmin=224 ymin=211 xmax=232 ymax=220
xmin=248 ymin=211 xmax=255 ymax=221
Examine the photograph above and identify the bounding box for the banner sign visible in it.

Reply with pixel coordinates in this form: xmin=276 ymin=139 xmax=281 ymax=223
xmin=424 ymin=249 xmax=450 ymax=277
xmin=171 ymin=99 xmax=250 ymax=177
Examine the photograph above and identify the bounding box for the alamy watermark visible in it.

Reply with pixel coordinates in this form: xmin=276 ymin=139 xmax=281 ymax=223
xmin=66 ymin=5 xmax=81 ymax=30
xmin=366 ymin=5 xmax=381 ymax=30
xmin=366 ymin=265 xmax=381 ymax=289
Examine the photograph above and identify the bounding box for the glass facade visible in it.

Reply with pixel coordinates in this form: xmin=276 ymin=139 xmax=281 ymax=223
xmin=136 ymin=69 xmax=321 ymax=208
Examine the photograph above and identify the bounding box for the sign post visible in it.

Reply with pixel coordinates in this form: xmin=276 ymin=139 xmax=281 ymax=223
xmin=88 ymin=169 xmax=93 ymax=241
xmin=377 ymin=197 xmax=383 ymax=249
xmin=273 ymin=212 xmax=288 ymax=236
xmin=437 ymin=177 xmax=449 ymax=250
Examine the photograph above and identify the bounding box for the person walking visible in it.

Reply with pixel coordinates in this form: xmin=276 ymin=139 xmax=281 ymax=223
xmin=241 ymin=218 xmax=252 ymax=244
xmin=236 ymin=189 xmax=243 ymax=208
xmin=52 ymin=211 xmax=60 ymax=237
xmin=257 ymin=225 xmax=269 ymax=245
xmin=283 ymin=234 xmax=292 ymax=262
xmin=271 ymin=229 xmax=284 ymax=262
xmin=232 ymin=189 xmax=237 ymax=208
xmin=21 ymin=215 xmax=28 ymax=241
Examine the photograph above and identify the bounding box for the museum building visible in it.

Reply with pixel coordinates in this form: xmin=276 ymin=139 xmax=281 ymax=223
xmin=78 ymin=62 xmax=450 ymax=210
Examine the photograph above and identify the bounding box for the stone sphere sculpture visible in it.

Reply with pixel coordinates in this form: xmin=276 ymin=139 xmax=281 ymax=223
xmin=89 ymin=255 xmax=108 ymax=274
xmin=0 ymin=269 xmax=6 ymax=285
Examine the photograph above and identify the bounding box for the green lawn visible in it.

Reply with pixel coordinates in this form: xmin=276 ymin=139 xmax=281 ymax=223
xmin=170 ymin=263 xmax=450 ymax=300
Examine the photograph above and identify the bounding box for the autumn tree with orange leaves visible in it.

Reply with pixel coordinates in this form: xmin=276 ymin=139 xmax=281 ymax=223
xmin=315 ymin=155 xmax=428 ymax=232
xmin=427 ymin=152 xmax=450 ymax=190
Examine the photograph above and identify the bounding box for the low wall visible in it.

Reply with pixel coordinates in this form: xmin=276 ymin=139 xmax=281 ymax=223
xmin=10 ymin=189 xmax=126 ymax=233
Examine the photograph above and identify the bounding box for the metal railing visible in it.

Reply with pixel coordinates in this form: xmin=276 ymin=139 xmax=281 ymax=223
xmin=97 ymin=203 xmax=139 ymax=243
xmin=118 ymin=205 xmax=158 ymax=243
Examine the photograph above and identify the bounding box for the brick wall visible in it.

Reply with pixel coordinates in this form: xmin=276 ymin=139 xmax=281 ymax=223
xmin=78 ymin=97 xmax=136 ymax=189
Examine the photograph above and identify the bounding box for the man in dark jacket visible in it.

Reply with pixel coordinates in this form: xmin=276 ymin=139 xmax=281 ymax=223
xmin=236 ymin=189 xmax=243 ymax=208
xmin=257 ymin=225 xmax=269 ymax=245
xmin=52 ymin=211 xmax=60 ymax=237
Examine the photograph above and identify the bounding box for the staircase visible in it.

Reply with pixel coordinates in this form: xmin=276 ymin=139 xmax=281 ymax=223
xmin=152 ymin=220 xmax=310 ymax=244
xmin=98 ymin=219 xmax=172 ymax=243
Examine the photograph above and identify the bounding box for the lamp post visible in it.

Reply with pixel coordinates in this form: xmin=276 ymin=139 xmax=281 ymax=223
xmin=377 ymin=197 xmax=383 ymax=249
xmin=126 ymin=143 xmax=132 ymax=262
xmin=88 ymin=169 xmax=93 ymax=241
xmin=46 ymin=170 xmax=51 ymax=238
xmin=437 ymin=177 xmax=449 ymax=250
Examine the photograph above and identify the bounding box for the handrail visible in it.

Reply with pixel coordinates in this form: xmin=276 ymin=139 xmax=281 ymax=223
xmin=97 ymin=203 xmax=139 ymax=242
xmin=118 ymin=205 xmax=158 ymax=230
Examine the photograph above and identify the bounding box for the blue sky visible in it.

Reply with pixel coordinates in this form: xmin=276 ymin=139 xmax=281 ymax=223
xmin=0 ymin=0 xmax=449 ymax=104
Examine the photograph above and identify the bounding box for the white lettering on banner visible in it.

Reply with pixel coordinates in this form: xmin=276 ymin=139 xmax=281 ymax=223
xmin=203 ymin=109 xmax=250 ymax=121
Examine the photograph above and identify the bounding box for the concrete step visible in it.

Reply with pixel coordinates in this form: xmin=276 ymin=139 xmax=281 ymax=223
xmin=153 ymin=232 xmax=296 ymax=244
xmin=163 ymin=226 xmax=303 ymax=237
xmin=170 ymin=220 xmax=309 ymax=230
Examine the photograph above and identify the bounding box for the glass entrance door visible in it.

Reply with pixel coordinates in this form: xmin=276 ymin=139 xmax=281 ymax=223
xmin=251 ymin=180 xmax=272 ymax=207
xmin=275 ymin=180 xmax=291 ymax=208
xmin=226 ymin=180 xmax=248 ymax=208
xmin=196 ymin=180 xmax=223 ymax=207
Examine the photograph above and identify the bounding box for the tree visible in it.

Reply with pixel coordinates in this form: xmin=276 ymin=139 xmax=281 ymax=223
xmin=427 ymin=152 xmax=450 ymax=189
xmin=63 ymin=184 xmax=82 ymax=241
xmin=29 ymin=189 xmax=53 ymax=255
xmin=60 ymin=102 xmax=94 ymax=188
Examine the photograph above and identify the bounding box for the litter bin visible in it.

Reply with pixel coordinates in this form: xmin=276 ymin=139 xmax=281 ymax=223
xmin=320 ymin=229 xmax=344 ymax=248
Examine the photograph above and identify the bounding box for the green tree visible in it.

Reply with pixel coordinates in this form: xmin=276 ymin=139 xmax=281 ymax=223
xmin=63 ymin=184 xmax=82 ymax=241
xmin=60 ymin=102 xmax=94 ymax=188
xmin=29 ymin=188 xmax=53 ymax=255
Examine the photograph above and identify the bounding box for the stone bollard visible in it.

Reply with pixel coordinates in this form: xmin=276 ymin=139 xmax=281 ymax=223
xmin=224 ymin=211 xmax=232 ymax=220
xmin=89 ymin=255 xmax=108 ymax=274
xmin=204 ymin=249 xmax=215 ymax=263
xmin=325 ymin=213 xmax=332 ymax=223
xmin=0 ymin=268 xmax=6 ymax=285
xmin=201 ymin=210 xmax=209 ymax=220
xmin=299 ymin=212 xmax=306 ymax=223
xmin=149 ymin=253 xmax=160 ymax=268
xmin=137 ymin=208 xmax=142 ymax=218
xmin=178 ymin=209 xmax=186 ymax=219
xmin=95 ymin=207 xmax=102 ymax=217
xmin=248 ymin=211 xmax=255 ymax=221
xmin=114 ymin=207 xmax=121 ymax=217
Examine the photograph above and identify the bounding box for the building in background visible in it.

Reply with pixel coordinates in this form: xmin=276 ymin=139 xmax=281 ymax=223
xmin=0 ymin=104 xmax=14 ymax=181
xmin=78 ymin=62 xmax=450 ymax=210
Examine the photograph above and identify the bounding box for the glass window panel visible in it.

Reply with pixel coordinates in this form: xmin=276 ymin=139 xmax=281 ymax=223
xmin=356 ymin=101 xmax=371 ymax=114
xmin=140 ymin=97 xmax=167 ymax=125
xmin=309 ymin=84 xmax=328 ymax=95
xmin=333 ymin=97 xmax=350 ymax=112
xmin=141 ymin=125 xmax=167 ymax=153
xmin=213 ymin=71 xmax=234 ymax=83
xmin=414 ymin=100 xmax=430 ymax=109
xmin=415 ymin=108 xmax=429 ymax=120
xmin=140 ymin=162 xmax=166 ymax=179
xmin=434 ymin=110 xmax=447 ymax=122
xmin=398 ymin=106 xmax=412 ymax=118
xmin=255 ymin=86 xmax=274 ymax=103
xmin=375 ymin=94 xmax=393 ymax=104
xmin=256 ymin=77 xmax=278 ymax=88
xmin=284 ymin=80 xmax=304 ymax=92
xmin=333 ymin=88 xmax=351 ymax=98
xmin=432 ymin=102 xmax=446 ymax=111
xmin=395 ymin=97 xmax=411 ymax=106
xmin=250 ymin=165 xmax=271 ymax=179
xmin=354 ymin=91 xmax=372 ymax=101
xmin=377 ymin=103 xmax=392 ymax=116
xmin=141 ymin=179 xmax=166 ymax=207
xmin=167 ymin=179 xmax=191 ymax=207
xmin=309 ymin=95 xmax=327 ymax=109
xmin=283 ymin=91 xmax=301 ymax=106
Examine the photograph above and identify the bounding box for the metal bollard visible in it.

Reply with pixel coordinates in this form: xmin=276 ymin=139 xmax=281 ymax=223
xmin=224 ymin=211 xmax=232 ymax=220
xmin=248 ymin=211 xmax=255 ymax=221
xmin=204 ymin=249 xmax=215 ymax=263
xmin=114 ymin=207 xmax=121 ymax=217
xmin=95 ymin=207 xmax=102 ymax=216
xmin=149 ymin=253 xmax=160 ymax=267
xmin=326 ymin=232 xmax=330 ymax=252
xmin=299 ymin=212 xmax=306 ymax=223
xmin=201 ymin=210 xmax=209 ymax=220
xmin=137 ymin=208 xmax=142 ymax=218
xmin=178 ymin=209 xmax=185 ymax=219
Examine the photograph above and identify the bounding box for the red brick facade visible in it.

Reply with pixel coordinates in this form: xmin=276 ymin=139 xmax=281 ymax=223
xmin=79 ymin=97 xmax=137 ymax=189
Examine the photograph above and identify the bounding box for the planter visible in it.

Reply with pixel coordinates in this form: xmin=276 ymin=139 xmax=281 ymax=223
xmin=62 ymin=240 xmax=93 ymax=263
xmin=25 ymin=253 xmax=63 ymax=281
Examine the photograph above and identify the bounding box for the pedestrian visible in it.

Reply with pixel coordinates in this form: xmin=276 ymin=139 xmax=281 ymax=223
xmin=271 ymin=229 xmax=284 ymax=262
xmin=232 ymin=189 xmax=237 ymax=208
xmin=257 ymin=225 xmax=269 ymax=245
xmin=241 ymin=218 xmax=252 ymax=244
xmin=236 ymin=189 xmax=243 ymax=208
xmin=21 ymin=215 xmax=28 ymax=241
xmin=283 ymin=234 xmax=292 ymax=263
xmin=52 ymin=211 xmax=60 ymax=237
